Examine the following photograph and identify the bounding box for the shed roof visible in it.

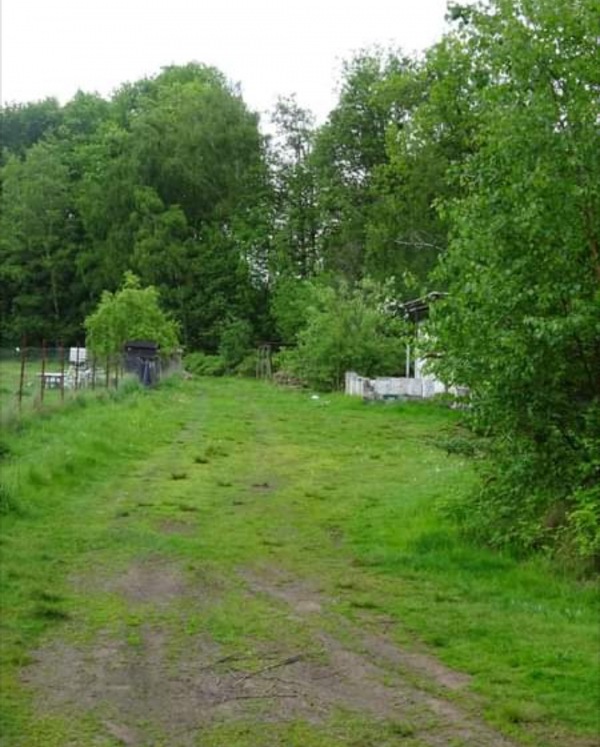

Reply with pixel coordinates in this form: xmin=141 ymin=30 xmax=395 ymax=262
xmin=401 ymin=291 xmax=447 ymax=322
xmin=124 ymin=339 xmax=160 ymax=351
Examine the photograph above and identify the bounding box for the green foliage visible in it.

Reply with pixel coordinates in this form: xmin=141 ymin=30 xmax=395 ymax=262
xmin=287 ymin=279 xmax=407 ymax=390
xmin=312 ymin=50 xmax=405 ymax=281
xmin=270 ymin=276 xmax=318 ymax=345
xmin=365 ymin=36 xmax=477 ymax=295
xmin=218 ymin=318 xmax=255 ymax=372
xmin=235 ymin=351 xmax=259 ymax=378
xmin=432 ymin=0 xmax=600 ymax=562
xmin=84 ymin=272 xmax=179 ymax=356
xmin=184 ymin=351 xmax=225 ymax=377
xmin=269 ymin=96 xmax=320 ymax=278
xmin=0 ymin=98 xmax=63 ymax=160
xmin=0 ymin=141 xmax=80 ymax=342
xmin=1 ymin=63 xmax=269 ymax=348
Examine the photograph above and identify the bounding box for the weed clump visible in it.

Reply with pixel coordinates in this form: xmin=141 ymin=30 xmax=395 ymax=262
xmin=0 ymin=482 xmax=21 ymax=515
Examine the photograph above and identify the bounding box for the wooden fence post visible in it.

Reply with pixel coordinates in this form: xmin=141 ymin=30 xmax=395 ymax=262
xmin=18 ymin=338 xmax=27 ymax=412
xmin=74 ymin=345 xmax=80 ymax=390
xmin=60 ymin=343 xmax=65 ymax=402
xmin=40 ymin=340 xmax=47 ymax=404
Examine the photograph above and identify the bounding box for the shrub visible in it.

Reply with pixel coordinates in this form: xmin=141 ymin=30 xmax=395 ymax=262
xmin=218 ymin=318 xmax=254 ymax=372
xmin=235 ymin=352 xmax=259 ymax=378
xmin=287 ymin=280 xmax=407 ymax=390
xmin=184 ymin=352 xmax=225 ymax=377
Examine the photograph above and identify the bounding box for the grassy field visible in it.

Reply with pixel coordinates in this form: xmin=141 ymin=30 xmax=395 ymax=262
xmin=0 ymin=377 xmax=598 ymax=746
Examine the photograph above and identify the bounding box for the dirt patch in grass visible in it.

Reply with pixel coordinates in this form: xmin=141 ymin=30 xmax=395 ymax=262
xmin=71 ymin=556 xmax=189 ymax=609
xmin=109 ymin=557 xmax=188 ymax=607
xmin=24 ymin=621 xmax=481 ymax=747
xmin=23 ymin=556 xmax=518 ymax=747
xmin=155 ymin=519 xmax=196 ymax=536
xmin=241 ymin=567 xmax=515 ymax=747
xmin=243 ymin=568 xmax=472 ymax=691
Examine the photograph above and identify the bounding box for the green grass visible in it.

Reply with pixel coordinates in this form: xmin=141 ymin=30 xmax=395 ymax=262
xmin=0 ymin=377 xmax=598 ymax=746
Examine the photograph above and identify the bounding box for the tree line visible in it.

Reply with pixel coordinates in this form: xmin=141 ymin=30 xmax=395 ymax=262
xmin=1 ymin=0 xmax=598 ymax=564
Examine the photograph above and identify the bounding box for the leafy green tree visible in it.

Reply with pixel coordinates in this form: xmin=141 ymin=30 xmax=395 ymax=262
xmin=312 ymin=50 xmax=410 ymax=280
xmin=218 ymin=318 xmax=254 ymax=372
xmin=0 ymin=140 xmax=80 ymax=342
xmin=365 ymin=36 xmax=478 ymax=295
xmin=122 ymin=64 xmax=268 ymax=348
xmin=269 ymin=96 xmax=320 ymax=278
xmin=73 ymin=64 xmax=270 ymax=349
xmin=286 ymin=279 xmax=407 ymax=390
xmin=0 ymin=98 xmax=63 ymax=161
xmin=85 ymin=273 xmax=179 ymax=357
xmin=432 ymin=0 xmax=600 ymax=560
xmin=270 ymin=275 xmax=318 ymax=346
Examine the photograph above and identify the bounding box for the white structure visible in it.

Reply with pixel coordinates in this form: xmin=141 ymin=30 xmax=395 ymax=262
xmin=69 ymin=347 xmax=87 ymax=365
xmin=345 ymin=292 xmax=467 ymax=401
xmin=345 ymin=371 xmax=452 ymax=400
xmin=67 ymin=347 xmax=91 ymax=387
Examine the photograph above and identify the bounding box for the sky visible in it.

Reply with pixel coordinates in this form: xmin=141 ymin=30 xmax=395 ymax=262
xmin=1 ymin=0 xmax=452 ymax=125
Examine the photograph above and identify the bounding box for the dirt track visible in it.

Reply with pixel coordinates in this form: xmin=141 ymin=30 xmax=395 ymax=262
xmin=23 ymin=557 xmax=517 ymax=747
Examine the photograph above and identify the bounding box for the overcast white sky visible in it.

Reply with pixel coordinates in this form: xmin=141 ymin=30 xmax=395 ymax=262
xmin=1 ymin=0 xmax=452 ymax=125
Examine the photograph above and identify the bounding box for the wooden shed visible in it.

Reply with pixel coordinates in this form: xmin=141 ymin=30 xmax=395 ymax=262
xmin=124 ymin=340 xmax=160 ymax=386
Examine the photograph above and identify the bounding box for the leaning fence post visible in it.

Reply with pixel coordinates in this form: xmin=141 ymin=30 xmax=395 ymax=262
xmin=40 ymin=340 xmax=47 ymax=404
xmin=18 ymin=337 xmax=27 ymax=412
xmin=74 ymin=345 xmax=80 ymax=390
xmin=59 ymin=342 xmax=65 ymax=402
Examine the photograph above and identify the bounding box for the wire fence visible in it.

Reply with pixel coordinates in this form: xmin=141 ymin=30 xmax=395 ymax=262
xmin=0 ymin=344 xmax=182 ymax=421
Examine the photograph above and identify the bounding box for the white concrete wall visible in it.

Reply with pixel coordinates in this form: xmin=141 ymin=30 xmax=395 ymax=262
xmin=345 ymin=371 xmax=451 ymax=400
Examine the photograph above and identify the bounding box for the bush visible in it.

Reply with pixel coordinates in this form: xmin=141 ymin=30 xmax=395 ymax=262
xmin=286 ymin=280 xmax=407 ymax=391
xmin=218 ymin=318 xmax=254 ymax=372
xmin=184 ymin=352 xmax=225 ymax=377
xmin=235 ymin=352 xmax=259 ymax=377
